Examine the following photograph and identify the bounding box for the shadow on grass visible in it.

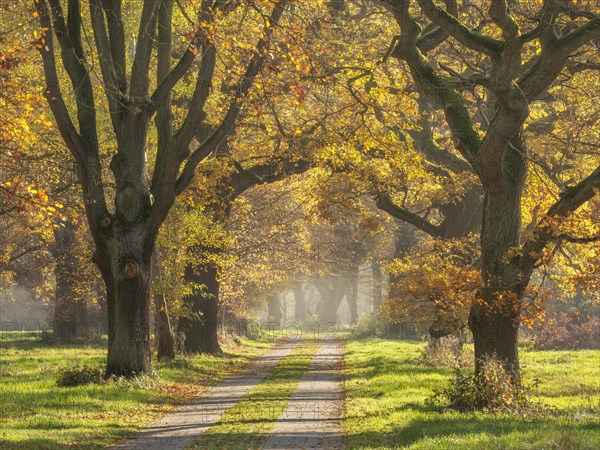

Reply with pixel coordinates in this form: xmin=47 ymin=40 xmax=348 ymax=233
xmin=0 ymin=333 xmax=107 ymax=351
xmin=0 ymin=439 xmax=67 ymax=450
xmin=346 ymin=413 xmax=598 ymax=448
xmin=344 ymin=338 xmax=600 ymax=449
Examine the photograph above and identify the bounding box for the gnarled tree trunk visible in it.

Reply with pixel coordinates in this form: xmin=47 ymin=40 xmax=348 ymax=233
xmin=469 ymin=141 xmax=526 ymax=374
xmin=95 ymin=182 xmax=156 ymax=377
xmin=98 ymin=235 xmax=153 ymax=377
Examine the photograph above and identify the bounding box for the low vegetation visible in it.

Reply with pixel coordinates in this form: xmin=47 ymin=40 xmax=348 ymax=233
xmin=0 ymin=331 xmax=275 ymax=449
xmin=427 ymin=355 xmax=536 ymax=415
xmin=343 ymin=338 xmax=600 ymax=450
xmin=530 ymin=313 xmax=600 ymax=351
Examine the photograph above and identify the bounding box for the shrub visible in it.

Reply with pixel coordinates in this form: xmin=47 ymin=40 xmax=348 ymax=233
xmin=159 ymin=356 xmax=194 ymax=370
xmin=56 ymin=364 xmax=104 ymax=387
xmin=428 ymin=355 xmax=539 ymax=415
xmin=415 ymin=335 xmax=472 ymax=367
xmin=532 ymin=313 xmax=600 ymax=350
xmin=351 ymin=312 xmax=397 ymax=339
xmin=245 ymin=320 xmax=267 ymax=340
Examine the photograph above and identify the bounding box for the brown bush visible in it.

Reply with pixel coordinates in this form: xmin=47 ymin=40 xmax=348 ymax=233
xmin=531 ymin=313 xmax=600 ymax=350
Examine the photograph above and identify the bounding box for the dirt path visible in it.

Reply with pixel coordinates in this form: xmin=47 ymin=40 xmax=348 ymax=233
xmin=111 ymin=341 xmax=299 ymax=450
xmin=111 ymin=337 xmax=346 ymax=450
xmin=262 ymin=339 xmax=345 ymax=450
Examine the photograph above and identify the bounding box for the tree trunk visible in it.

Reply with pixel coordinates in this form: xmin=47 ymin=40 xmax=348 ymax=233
xmin=316 ymin=290 xmax=337 ymax=323
xmin=387 ymin=225 xmax=415 ymax=301
xmin=469 ymin=165 xmax=525 ymax=375
xmin=151 ymin=252 xmax=175 ymax=359
xmin=316 ymin=276 xmax=346 ymax=324
xmin=154 ymin=291 xmax=176 ymax=360
xmin=52 ymin=221 xmax=88 ymax=341
xmin=348 ymin=272 xmax=359 ymax=324
xmin=178 ymin=261 xmax=222 ymax=355
xmin=294 ymin=285 xmax=307 ymax=322
xmin=268 ymin=294 xmax=282 ymax=324
xmin=282 ymin=293 xmax=288 ymax=322
xmin=371 ymin=261 xmax=383 ymax=312
xmin=102 ymin=241 xmax=153 ymax=377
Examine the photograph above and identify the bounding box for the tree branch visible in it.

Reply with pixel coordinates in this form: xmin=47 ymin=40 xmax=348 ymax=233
xmin=89 ymin=0 xmax=121 ymax=129
xmin=518 ymin=17 xmax=600 ymax=102
xmin=150 ymin=47 xmax=198 ymax=114
xmin=35 ymin=0 xmax=109 ymax=241
xmin=66 ymin=0 xmax=83 ymax=58
xmin=230 ymin=158 xmax=312 ymax=199
xmin=411 ymin=93 xmax=473 ymax=174
xmin=171 ymin=40 xmax=217 ymax=156
xmin=34 ymin=0 xmax=86 ymax=166
xmin=149 ymin=1 xmax=220 ymax=113
xmin=489 ymin=0 xmax=519 ymax=43
xmin=47 ymin=0 xmax=98 ymax=150
xmin=376 ymin=194 xmax=443 ymax=237
xmin=101 ymin=0 xmax=127 ymax=93
xmin=555 ymin=233 xmax=600 ymax=244
xmin=390 ymin=0 xmax=481 ymax=172
xmin=520 ymin=165 xmax=600 ymax=281
xmin=130 ymin=0 xmax=158 ymax=99
xmin=174 ymin=0 xmax=289 ymax=195
xmin=415 ymin=0 xmax=503 ymax=56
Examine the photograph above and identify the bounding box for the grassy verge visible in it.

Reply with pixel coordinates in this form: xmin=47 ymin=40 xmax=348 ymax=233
xmin=190 ymin=339 xmax=320 ymax=449
xmin=0 ymin=331 xmax=277 ymax=449
xmin=343 ymin=338 xmax=600 ymax=450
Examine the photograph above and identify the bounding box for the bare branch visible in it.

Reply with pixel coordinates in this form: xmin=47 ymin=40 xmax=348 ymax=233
xmin=89 ymin=0 xmax=121 ymax=126
xmin=46 ymin=0 xmax=98 ymax=150
xmin=35 ymin=0 xmax=109 ymax=237
xmin=34 ymin=0 xmax=86 ymax=166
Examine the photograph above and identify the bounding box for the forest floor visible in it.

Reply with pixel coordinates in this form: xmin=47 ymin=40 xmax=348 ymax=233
xmin=1 ymin=332 xmax=599 ymax=449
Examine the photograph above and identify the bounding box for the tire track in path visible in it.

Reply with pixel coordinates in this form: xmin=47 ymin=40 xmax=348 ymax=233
xmin=262 ymin=338 xmax=345 ymax=450
xmin=111 ymin=340 xmax=299 ymax=450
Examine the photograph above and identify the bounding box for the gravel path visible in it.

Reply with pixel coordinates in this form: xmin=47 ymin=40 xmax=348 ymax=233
xmin=262 ymin=338 xmax=345 ymax=450
xmin=111 ymin=341 xmax=299 ymax=450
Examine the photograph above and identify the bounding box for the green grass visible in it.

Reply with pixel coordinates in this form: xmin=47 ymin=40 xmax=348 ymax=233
xmin=343 ymin=338 xmax=600 ymax=449
xmin=190 ymin=339 xmax=320 ymax=449
xmin=0 ymin=331 xmax=276 ymax=449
